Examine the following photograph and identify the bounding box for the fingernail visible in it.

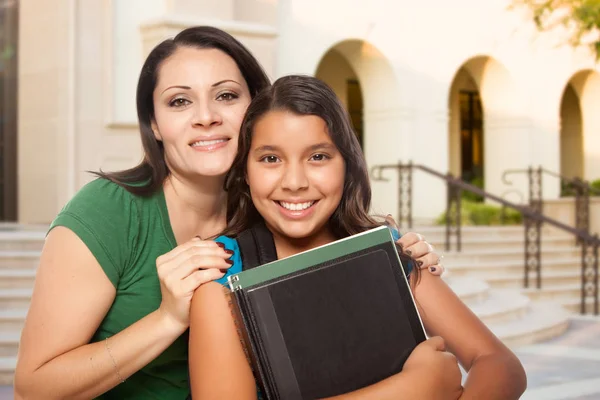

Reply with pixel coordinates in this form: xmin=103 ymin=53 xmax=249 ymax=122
xmin=405 ymin=249 xmax=412 ymax=256
xmin=224 ymin=249 xmax=234 ymax=255
xmin=216 ymin=242 xmax=225 ymax=249
xmin=226 ymin=259 xmax=234 ymax=265
xmin=195 ymin=235 xmax=202 ymax=240
xmin=430 ymin=266 xmax=437 ymax=272
xmin=220 ymin=269 xmax=228 ymax=274
xmin=417 ymin=260 xmax=423 ymax=267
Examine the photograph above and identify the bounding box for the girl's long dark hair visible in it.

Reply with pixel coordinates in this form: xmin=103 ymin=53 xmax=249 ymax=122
xmin=222 ymin=75 xmax=420 ymax=280
xmin=94 ymin=26 xmax=271 ymax=196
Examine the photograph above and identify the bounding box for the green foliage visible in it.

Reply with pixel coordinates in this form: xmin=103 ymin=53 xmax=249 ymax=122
xmin=435 ymin=200 xmax=523 ymax=226
xmin=560 ymin=178 xmax=600 ymax=196
xmin=511 ymin=0 xmax=600 ymax=60
xmin=590 ymin=178 xmax=600 ymax=193
xmin=461 ymin=177 xmax=484 ymax=203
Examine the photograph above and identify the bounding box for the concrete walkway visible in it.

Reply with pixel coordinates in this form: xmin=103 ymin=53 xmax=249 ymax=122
xmin=515 ymin=315 xmax=600 ymax=400
xmin=1 ymin=316 xmax=599 ymax=399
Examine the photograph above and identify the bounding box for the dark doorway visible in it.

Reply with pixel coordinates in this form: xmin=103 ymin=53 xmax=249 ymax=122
xmin=0 ymin=0 xmax=18 ymax=221
xmin=459 ymin=90 xmax=484 ymax=188
xmin=347 ymin=79 xmax=364 ymax=148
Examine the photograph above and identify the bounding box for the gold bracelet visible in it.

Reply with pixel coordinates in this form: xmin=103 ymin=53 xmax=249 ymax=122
xmin=105 ymin=337 xmax=126 ymax=383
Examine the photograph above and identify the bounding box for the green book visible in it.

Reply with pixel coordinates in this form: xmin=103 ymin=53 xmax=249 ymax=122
xmin=228 ymin=225 xmax=426 ymax=400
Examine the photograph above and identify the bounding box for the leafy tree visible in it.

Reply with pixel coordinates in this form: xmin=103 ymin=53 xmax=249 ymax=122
xmin=511 ymin=0 xmax=600 ymax=59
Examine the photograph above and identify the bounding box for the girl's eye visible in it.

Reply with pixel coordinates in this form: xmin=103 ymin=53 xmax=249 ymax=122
xmin=169 ymin=98 xmax=191 ymax=107
xmin=310 ymin=153 xmax=329 ymax=161
xmin=217 ymin=92 xmax=239 ymax=101
xmin=260 ymin=155 xmax=280 ymax=163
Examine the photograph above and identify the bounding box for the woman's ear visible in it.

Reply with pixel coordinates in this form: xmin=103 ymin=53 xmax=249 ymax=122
xmin=151 ymin=120 xmax=163 ymax=141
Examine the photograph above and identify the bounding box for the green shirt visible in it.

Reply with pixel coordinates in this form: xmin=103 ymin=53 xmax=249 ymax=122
xmin=49 ymin=178 xmax=188 ymax=399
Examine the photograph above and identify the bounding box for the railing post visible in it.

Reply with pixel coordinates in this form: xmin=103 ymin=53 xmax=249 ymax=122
xmin=574 ymin=177 xmax=590 ymax=246
xmin=581 ymin=235 xmax=599 ymax=315
xmin=445 ymin=175 xmax=462 ymax=252
xmin=524 ymin=166 xmax=543 ymax=289
xmin=397 ymin=162 xmax=413 ymax=231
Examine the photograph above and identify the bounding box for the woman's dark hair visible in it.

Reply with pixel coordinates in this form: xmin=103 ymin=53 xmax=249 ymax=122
xmin=223 ymin=75 xmax=378 ymax=239
xmin=94 ymin=26 xmax=271 ymax=196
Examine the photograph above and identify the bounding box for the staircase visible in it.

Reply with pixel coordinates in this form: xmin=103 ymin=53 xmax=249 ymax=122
xmin=0 ymin=224 xmax=45 ymax=385
xmin=420 ymin=225 xmax=578 ymax=347
xmin=0 ymin=224 xmax=579 ymax=385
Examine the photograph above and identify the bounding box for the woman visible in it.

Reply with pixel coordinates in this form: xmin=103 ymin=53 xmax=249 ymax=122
xmin=14 ymin=27 xmax=441 ymax=399
xmin=189 ymin=75 xmax=527 ymax=399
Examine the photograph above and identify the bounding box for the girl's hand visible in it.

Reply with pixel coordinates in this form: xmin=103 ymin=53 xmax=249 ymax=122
xmin=397 ymin=232 xmax=444 ymax=276
xmin=402 ymin=337 xmax=463 ymax=400
xmin=156 ymin=237 xmax=233 ymax=332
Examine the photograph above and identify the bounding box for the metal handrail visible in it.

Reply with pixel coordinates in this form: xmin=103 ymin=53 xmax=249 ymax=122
xmin=370 ymin=162 xmax=599 ymax=315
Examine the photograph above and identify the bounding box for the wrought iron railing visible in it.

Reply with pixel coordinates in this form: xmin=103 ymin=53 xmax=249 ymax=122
xmin=371 ymin=162 xmax=599 ymax=315
xmin=503 ymin=167 xmax=600 ymax=244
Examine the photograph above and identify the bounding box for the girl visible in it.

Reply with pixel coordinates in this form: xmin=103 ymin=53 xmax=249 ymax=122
xmin=189 ymin=75 xmax=527 ymax=399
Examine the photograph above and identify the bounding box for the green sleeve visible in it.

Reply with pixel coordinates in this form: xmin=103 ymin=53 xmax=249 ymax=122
xmin=49 ymin=178 xmax=140 ymax=288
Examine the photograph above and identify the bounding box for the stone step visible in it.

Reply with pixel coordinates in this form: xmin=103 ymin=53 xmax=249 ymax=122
xmin=522 ymin=284 xmax=582 ymax=302
xmin=0 ymin=230 xmax=46 ymax=251
xmin=0 ymin=332 xmax=19 ymax=358
xmin=428 ymin=236 xmax=577 ymax=252
xmin=485 ymin=270 xmax=582 ymax=289
xmin=469 ymin=290 xmax=531 ymax=325
xmin=0 ymin=288 xmax=32 ymax=310
xmin=0 ymin=356 xmax=16 ymax=385
xmin=0 ymin=269 xmax=37 ymax=289
xmin=413 ymin=225 xmax=572 ymax=240
xmin=443 ymin=246 xmax=580 ymax=263
xmin=447 ymin=257 xmax=581 ymax=276
xmin=0 ymin=309 xmax=27 ymax=332
xmin=560 ymin=297 xmax=598 ymax=314
xmin=0 ymin=250 xmax=40 ymax=270
xmin=488 ymin=302 xmax=571 ymax=348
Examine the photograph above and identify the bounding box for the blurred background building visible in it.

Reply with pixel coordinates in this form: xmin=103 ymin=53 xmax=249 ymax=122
xmin=1 ymin=1 xmax=600 ymax=395
xmin=1 ymin=0 xmax=598 ymax=225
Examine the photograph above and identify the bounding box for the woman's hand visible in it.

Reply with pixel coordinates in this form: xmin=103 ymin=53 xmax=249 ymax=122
xmin=402 ymin=337 xmax=463 ymax=400
xmin=397 ymin=232 xmax=444 ymax=275
xmin=156 ymin=237 xmax=233 ymax=332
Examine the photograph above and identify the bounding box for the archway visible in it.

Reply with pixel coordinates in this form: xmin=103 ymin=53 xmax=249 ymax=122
xmin=315 ymin=49 xmax=364 ymax=147
xmin=559 ymin=70 xmax=600 ymax=183
xmin=448 ymin=56 xmax=522 ymax=198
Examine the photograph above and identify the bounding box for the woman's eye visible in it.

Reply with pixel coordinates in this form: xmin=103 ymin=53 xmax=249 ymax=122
xmin=217 ymin=92 xmax=239 ymax=101
xmin=169 ymin=98 xmax=190 ymax=107
xmin=310 ymin=154 xmax=329 ymax=161
xmin=260 ymin=155 xmax=280 ymax=163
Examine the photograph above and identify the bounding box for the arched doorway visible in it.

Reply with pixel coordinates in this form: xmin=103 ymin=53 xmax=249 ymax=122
xmin=559 ymin=83 xmax=583 ymax=180
xmin=0 ymin=1 xmax=18 ymax=221
xmin=448 ymin=56 xmax=521 ymax=198
xmin=559 ymin=70 xmax=600 ymax=183
xmin=315 ymin=49 xmax=364 ymax=147
xmin=449 ymin=67 xmax=484 ymax=189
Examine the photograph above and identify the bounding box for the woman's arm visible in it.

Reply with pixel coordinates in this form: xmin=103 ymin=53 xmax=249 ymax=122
xmin=189 ymin=282 xmax=463 ymax=400
xmin=14 ymin=227 xmax=226 ymax=399
xmin=412 ymin=272 xmax=527 ymax=400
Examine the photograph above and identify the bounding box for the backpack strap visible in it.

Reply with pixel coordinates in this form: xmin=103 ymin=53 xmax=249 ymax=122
xmin=236 ymin=221 xmax=278 ymax=271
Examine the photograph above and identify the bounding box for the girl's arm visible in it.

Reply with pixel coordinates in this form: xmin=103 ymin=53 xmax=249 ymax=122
xmin=412 ymin=272 xmax=527 ymax=400
xmin=189 ymin=282 xmax=463 ymax=400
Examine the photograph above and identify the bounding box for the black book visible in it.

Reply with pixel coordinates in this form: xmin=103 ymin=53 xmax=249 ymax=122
xmin=228 ymin=226 xmax=426 ymax=400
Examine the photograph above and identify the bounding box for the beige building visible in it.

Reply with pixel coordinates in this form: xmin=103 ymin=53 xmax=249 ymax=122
xmin=3 ymin=0 xmax=600 ymax=224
